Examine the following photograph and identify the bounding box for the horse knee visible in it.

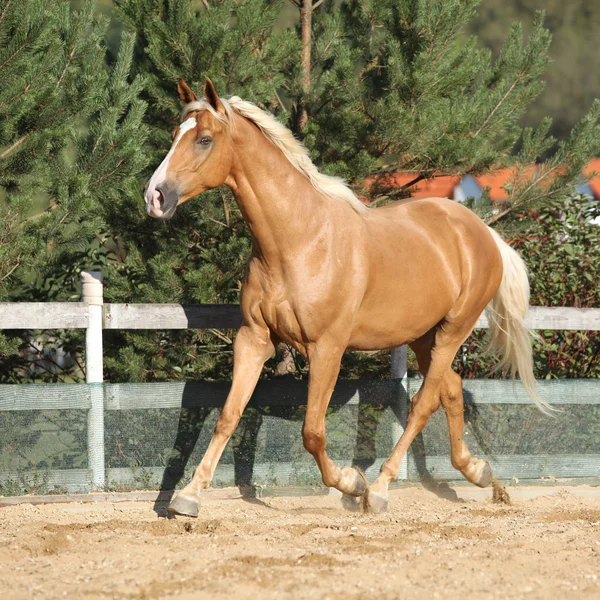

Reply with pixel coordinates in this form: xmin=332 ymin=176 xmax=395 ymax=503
xmin=215 ymin=410 xmax=241 ymax=439
xmin=439 ymin=371 xmax=464 ymax=415
xmin=302 ymin=425 xmax=325 ymax=456
xmin=442 ymin=371 xmax=463 ymax=401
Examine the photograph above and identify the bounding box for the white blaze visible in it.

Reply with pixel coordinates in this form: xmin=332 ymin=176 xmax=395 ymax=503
xmin=145 ymin=117 xmax=197 ymax=215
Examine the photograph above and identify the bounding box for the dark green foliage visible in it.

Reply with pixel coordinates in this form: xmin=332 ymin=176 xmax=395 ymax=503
xmin=114 ymin=0 xmax=297 ymax=160
xmin=471 ymin=0 xmax=600 ymax=143
xmin=0 ymin=0 xmax=148 ymax=381
xmin=0 ymin=1 xmax=148 ymax=292
xmin=302 ymin=1 xmax=600 ymax=212
xmin=86 ymin=0 xmax=298 ymax=382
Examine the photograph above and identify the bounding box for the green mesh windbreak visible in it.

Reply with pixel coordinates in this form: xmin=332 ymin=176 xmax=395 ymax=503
xmin=0 ymin=379 xmax=598 ymax=495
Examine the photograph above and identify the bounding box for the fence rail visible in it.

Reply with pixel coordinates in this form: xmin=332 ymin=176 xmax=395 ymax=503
xmin=103 ymin=303 xmax=243 ymax=329
xmin=2 ymin=301 xmax=599 ymax=331
xmin=0 ymin=302 xmax=90 ymax=329
xmin=1 ymin=272 xmax=599 ymax=492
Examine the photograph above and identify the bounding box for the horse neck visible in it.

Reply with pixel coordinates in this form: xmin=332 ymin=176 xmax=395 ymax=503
xmin=225 ymin=114 xmax=331 ymax=263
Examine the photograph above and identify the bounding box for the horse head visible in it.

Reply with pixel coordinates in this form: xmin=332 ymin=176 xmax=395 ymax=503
xmin=145 ymin=78 xmax=233 ymax=219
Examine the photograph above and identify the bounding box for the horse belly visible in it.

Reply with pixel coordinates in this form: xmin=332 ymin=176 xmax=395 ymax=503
xmin=347 ymin=297 xmax=450 ymax=350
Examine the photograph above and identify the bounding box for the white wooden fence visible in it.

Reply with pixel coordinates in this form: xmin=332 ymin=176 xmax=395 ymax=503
xmin=3 ymin=272 xmax=598 ymax=382
xmin=1 ymin=271 xmax=600 ymax=490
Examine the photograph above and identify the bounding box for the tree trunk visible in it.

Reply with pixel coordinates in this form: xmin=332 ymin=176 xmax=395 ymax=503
xmin=297 ymin=0 xmax=312 ymax=132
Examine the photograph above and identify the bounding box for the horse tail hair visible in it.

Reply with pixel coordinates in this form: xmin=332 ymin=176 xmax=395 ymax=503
xmin=485 ymin=227 xmax=554 ymax=414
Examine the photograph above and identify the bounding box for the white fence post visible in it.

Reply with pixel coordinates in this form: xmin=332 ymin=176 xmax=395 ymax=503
xmin=391 ymin=346 xmax=408 ymax=380
xmin=391 ymin=345 xmax=408 ymax=479
xmin=81 ymin=271 xmax=105 ymax=490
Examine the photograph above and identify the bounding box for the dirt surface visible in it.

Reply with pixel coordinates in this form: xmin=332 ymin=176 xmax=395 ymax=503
xmin=1 ymin=486 xmax=599 ymax=600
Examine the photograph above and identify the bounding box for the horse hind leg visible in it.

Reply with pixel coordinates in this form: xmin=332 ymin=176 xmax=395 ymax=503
xmin=364 ymin=331 xmax=443 ymax=512
xmin=365 ymin=321 xmax=490 ymax=512
xmin=440 ymin=369 xmax=492 ymax=488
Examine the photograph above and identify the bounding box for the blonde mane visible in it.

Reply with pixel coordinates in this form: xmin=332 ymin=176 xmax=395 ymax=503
xmin=182 ymin=98 xmax=369 ymax=215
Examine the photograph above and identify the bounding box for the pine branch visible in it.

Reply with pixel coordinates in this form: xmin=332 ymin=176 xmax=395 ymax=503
xmin=0 ymin=30 xmax=33 ymax=71
xmin=23 ymin=199 xmax=61 ymax=224
xmin=93 ymin=158 xmax=127 ymax=185
xmin=484 ymin=207 xmax=512 ymax=226
xmin=0 ymin=259 xmax=21 ymax=283
xmin=208 ymin=329 xmax=233 ymax=345
xmin=471 ymin=77 xmax=520 ymax=139
xmin=0 ymin=48 xmax=53 ymax=109
xmin=398 ymin=173 xmax=426 ymax=190
xmin=57 ymin=9 xmax=83 ymax=88
xmin=0 ymin=0 xmax=13 ymax=27
xmin=0 ymin=133 xmax=28 ymax=160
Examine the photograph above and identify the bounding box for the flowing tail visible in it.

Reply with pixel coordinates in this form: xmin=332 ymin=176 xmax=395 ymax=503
xmin=485 ymin=228 xmax=553 ymax=414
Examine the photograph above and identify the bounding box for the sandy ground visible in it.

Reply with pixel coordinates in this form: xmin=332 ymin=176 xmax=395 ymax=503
xmin=0 ymin=486 xmax=599 ymax=600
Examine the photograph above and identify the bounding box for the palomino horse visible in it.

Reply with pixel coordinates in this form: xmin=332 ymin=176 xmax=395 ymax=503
xmin=145 ymin=78 xmax=547 ymax=516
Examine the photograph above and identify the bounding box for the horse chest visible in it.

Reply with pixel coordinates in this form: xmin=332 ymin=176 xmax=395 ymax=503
xmin=258 ymin=286 xmax=342 ymax=351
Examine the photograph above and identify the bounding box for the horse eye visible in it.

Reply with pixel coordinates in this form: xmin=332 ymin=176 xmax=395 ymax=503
xmin=198 ymin=136 xmax=212 ymax=146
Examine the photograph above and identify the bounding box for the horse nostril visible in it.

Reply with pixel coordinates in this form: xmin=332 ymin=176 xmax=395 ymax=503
xmin=154 ymin=185 xmax=165 ymax=209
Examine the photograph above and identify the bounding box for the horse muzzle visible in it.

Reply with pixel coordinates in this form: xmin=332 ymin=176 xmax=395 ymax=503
xmin=145 ymin=181 xmax=179 ymax=219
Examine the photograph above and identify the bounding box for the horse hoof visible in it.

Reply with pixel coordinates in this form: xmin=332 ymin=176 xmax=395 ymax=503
xmin=351 ymin=467 xmax=368 ymax=497
xmin=339 ymin=466 xmax=368 ymax=497
xmin=341 ymin=494 xmax=361 ymax=512
xmin=364 ymin=490 xmax=388 ymax=514
xmin=167 ymin=493 xmax=199 ymax=517
xmin=475 ymin=462 xmax=493 ymax=488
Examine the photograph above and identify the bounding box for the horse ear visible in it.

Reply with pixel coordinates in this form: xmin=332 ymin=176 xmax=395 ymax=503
xmin=205 ymin=77 xmax=225 ymax=114
xmin=178 ymin=77 xmax=198 ymax=104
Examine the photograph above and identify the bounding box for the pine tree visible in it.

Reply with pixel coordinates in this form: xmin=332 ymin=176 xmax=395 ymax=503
xmin=472 ymin=0 xmax=600 ymax=142
xmin=5 ymin=0 xmax=597 ymax=381
xmin=0 ymin=0 xmax=148 ymax=379
xmin=298 ymin=1 xmax=600 ymax=226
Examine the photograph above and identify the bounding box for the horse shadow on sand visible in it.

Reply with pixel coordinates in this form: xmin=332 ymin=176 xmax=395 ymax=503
xmin=153 ymin=379 xmax=495 ymax=515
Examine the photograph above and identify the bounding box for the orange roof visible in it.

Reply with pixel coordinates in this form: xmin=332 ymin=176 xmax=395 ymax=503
xmin=363 ymin=160 xmax=600 ymax=202
xmin=473 ymin=166 xmax=538 ymax=201
xmin=473 ymin=169 xmax=513 ymax=201
xmin=584 ymin=158 xmax=600 ymax=197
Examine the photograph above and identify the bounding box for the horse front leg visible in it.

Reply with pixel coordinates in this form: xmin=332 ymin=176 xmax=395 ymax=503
xmin=302 ymin=344 xmax=368 ymax=498
xmin=168 ymin=324 xmax=275 ymax=517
